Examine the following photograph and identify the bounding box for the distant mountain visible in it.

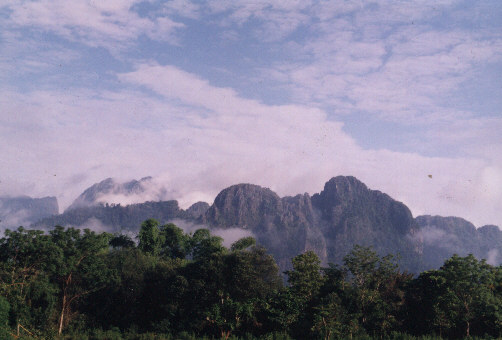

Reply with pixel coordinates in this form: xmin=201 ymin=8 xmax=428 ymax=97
xmin=0 ymin=196 xmax=58 ymax=229
xmin=27 ymin=175 xmax=502 ymax=273
xmin=185 ymin=201 xmax=210 ymax=219
xmin=33 ymin=200 xmax=208 ymax=233
xmin=66 ymin=176 xmax=155 ymax=211
xmin=415 ymin=215 xmax=502 ymax=269
xmin=202 ymin=176 xmax=423 ymax=272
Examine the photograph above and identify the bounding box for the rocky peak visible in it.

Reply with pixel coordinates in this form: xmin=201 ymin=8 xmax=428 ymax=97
xmin=203 ymin=184 xmax=281 ymax=229
xmin=478 ymin=224 xmax=500 ymax=235
xmin=66 ymin=176 xmax=153 ymax=212
xmin=311 ymin=176 xmax=369 ymax=213
xmin=311 ymin=176 xmax=414 ymax=235
xmin=123 ymin=176 xmax=152 ymax=194
xmin=322 ymin=176 xmax=369 ymax=200
xmin=415 ymin=215 xmax=477 ymax=235
xmin=185 ymin=201 xmax=210 ymax=219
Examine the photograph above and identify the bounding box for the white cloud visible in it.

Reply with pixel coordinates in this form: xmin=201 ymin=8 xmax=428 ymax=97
xmin=163 ymin=0 xmax=201 ymax=19
xmin=4 ymin=63 xmax=498 ymax=227
xmin=2 ymin=0 xmax=184 ymax=48
xmin=206 ymin=0 xmax=312 ymax=41
xmin=1 ymin=1 xmax=501 ymax=232
xmin=272 ymin=26 xmax=502 ymax=124
xmin=487 ymin=248 xmax=499 ymax=266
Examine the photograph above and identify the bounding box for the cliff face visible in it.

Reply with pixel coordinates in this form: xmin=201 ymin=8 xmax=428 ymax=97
xmin=203 ymin=184 xmax=282 ymax=229
xmin=185 ymin=201 xmax=210 ymax=219
xmin=0 ymin=196 xmax=58 ymax=228
xmin=312 ymin=176 xmax=421 ymax=271
xmin=203 ymin=176 xmax=422 ymax=272
xmin=33 ymin=200 xmax=183 ymax=232
xmin=415 ymin=215 xmax=502 ymax=269
xmin=23 ymin=175 xmax=502 ymax=273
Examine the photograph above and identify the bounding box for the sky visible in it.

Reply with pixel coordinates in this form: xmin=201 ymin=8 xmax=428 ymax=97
xmin=1 ymin=0 xmax=502 ymax=227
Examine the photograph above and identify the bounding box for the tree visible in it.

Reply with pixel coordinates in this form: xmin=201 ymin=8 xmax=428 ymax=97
xmin=48 ymin=226 xmax=111 ymax=335
xmin=190 ymin=228 xmax=225 ymax=261
xmin=109 ymin=234 xmax=135 ymax=249
xmin=437 ymin=254 xmax=499 ymax=337
xmin=205 ymin=293 xmax=254 ymax=340
xmin=287 ymin=251 xmax=324 ymax=302
xmin=311 ymin=292 xmax=347 ymax=340
xmin=0 ymin=296 xmax=11 ymax=339
xmin=230 ymin=237 xmax=256 ymax=252
xmin=310 ymin=264 xmax=359 ymax=340
xmin=225 ymin=245 xmax=281 ymax=300
xmin=159 ymin=223 xmax=189 ymax=259
xmin=285 ymin=251 xmax=325 ymax=339
xmin=343 ymin=245 xmax=410 ymax=336
xmin=138 ymin=219 xmax=162 ymax=256
xmin=405 ymin=269 xmax=451 ymax=337
xmin=405 ymin=254 xmax=502 ymax=338
xmin=0 ymin=227 xmax=57 ymax=332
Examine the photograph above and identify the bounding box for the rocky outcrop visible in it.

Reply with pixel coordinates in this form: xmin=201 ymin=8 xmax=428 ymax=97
xmin=0 ymin=196 xmax=58 ymax=228
xmin=203 ymin=184 xmax=282 ymax=229
xmin=203 ymin=176 xmax=422 ymax=272
xmin=33 ymin=200 xmax=182 ymax=232
xmin=415 ymin=215 xmax=502 ymax=269
xmin=185 ymin=201 xmax=210 ymax=219
xmin=24 ymin=175 xmax=502 ymax=273
xmin=313 ymin=176 xmax=421 ymax=271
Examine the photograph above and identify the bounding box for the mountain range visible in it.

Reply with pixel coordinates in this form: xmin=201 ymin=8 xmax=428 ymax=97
xmin=4 ymin=176 xmax=501 ymax=273
xmin=0 ymin=195 xmax=58 ymax=229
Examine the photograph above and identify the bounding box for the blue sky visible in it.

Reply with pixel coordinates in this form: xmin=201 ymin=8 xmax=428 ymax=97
xmin=1 ymin=0 xmax=502 ymax=227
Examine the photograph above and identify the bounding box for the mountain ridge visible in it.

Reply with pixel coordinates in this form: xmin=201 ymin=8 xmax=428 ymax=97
xmin=0 ymin=195 xmax=59 ymax=229
xmin=7 ymin=175 xmax=500 ymax=273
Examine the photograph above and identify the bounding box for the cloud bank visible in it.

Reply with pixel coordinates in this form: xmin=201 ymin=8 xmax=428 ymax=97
xmin=0 ymin=1 xmax=501 ymax=229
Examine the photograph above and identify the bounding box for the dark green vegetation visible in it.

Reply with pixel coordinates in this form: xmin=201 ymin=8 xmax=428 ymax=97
xmin=29 ymin=176 xmax=502 ymax=275
xmin=1 ymin=221 xmax=502 ymax=339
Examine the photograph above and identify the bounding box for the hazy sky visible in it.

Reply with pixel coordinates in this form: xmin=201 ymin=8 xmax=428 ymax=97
xmin=1 ymin=1 xmax=502 ymax=227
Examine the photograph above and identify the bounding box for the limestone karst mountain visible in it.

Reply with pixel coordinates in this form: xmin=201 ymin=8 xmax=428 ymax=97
xmin=415 ymin=215 xmax=502 ymax=269
xmin=201 ymin=176 xmax=423 ymax=271
xmin=65 ymin=176 xmax=157 ymax=212
xmin=25 ymin=175 xmax=502 ymax=273
xmin=0 ymin=195 xmax=58 ymax=229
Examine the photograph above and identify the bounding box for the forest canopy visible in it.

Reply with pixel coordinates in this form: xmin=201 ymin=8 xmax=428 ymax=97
xmin=0 ymin=221 xmax=500 ymax=339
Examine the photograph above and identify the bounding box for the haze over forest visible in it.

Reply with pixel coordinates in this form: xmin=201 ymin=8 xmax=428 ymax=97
xmin=1 ymin=1 xmax=502 ymax=230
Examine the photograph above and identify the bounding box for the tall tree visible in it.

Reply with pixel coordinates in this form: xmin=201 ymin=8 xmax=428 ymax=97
xmin=0 ymin=227 xmax=57 ymax=332
xmin=438 ymin=254 xmax=499 ymax=337
xmin=159 ymin=223 xmax=189 ymax=259
xmin=190 ymin=228 xmax=225 ymax=261
xmin=138 ymin=219 xmax=162 ymax=256
xmin=48 ymin=226 xmax=111 ymax=335
xmin=287 ymin=251 xmax=324 ymax=302
xmin=343 ymin=245 xmax=410 ymax=335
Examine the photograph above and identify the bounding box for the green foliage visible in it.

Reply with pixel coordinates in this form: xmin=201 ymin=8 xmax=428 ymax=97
xmin=406 ymin=254 xmax=502 ymax=338
xmin=160 ymin=223 xmax=190 ymax=259
xmin=0 ymin=295 xmax=11 ymax=339
xmin=48 ymin=226 xmax=113 ymax=335
xmin=0 ymin=295 xmax=9 ymax=325
xmin=231 ymin=237 xmax=256 ymax=252
xmin=0 ymin=223 xmax=501 ymax=340
xmin=138 ymin=219 xmax=162 ymax=256
xmin=342 ymin=246 xmax=411 ymax=336
xmin=109 ymin=234 xmax=135 ymax=249
xmin=190 ymin=228 xmax=226 ymax=261
xmin=287 ymin=251 xmax=324 ymax=301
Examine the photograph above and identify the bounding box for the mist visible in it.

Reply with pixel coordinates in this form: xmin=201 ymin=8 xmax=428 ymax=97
xmin=168 ymin=218 xmax=255 ymax=249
